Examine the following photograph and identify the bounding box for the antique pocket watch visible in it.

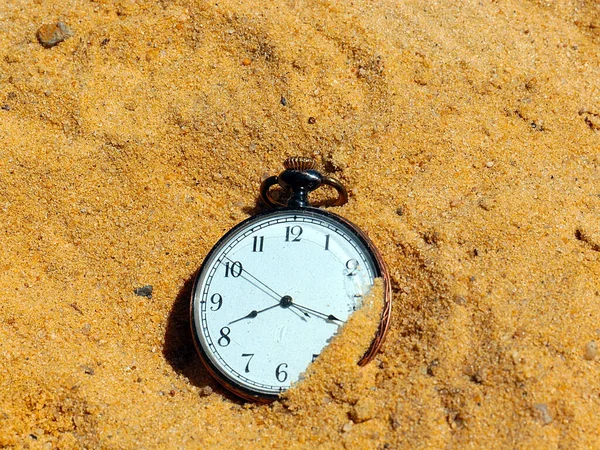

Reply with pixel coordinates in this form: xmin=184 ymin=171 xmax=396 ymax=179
xmin=190 ymin=157 xmax=391 ymax=402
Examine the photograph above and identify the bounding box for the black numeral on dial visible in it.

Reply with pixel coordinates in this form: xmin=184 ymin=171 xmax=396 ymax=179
xmin=252 ymin=236 xmax=264 ymax=252
xmin=224 ymin=261 xmax=243 ymax=278
xmin=210 ymin=293 xmax=223 ymax=311
xmin=241 ymin=353 xmax=254 ymax=373
xmin=275 ymin=363 xmax=288 ymax=382
xmin=218 ymin=327 xmax=231 ymax=347
xmin=324 ymin=234 xmax=330 ymax=251
xmin=345 ymin=259 xmax=359 ymax=276
xmin=285 ymin=226 xmax=303 ymax=242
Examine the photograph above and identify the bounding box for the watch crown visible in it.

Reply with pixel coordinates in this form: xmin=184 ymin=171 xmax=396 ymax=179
xmin=283 ymin=156 xmax=317 ymax=171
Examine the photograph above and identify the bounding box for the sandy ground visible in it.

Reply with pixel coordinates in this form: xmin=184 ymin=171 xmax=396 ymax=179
xmin=0 ymin=0 xmax=599 ymax=448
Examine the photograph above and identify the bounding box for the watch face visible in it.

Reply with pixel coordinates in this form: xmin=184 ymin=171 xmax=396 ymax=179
xmin=190 ymin=207 xmax=381 ymax=401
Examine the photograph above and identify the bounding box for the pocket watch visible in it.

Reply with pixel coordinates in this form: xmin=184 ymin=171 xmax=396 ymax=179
xmin=190 ymin=157 xmax=391 ymax=402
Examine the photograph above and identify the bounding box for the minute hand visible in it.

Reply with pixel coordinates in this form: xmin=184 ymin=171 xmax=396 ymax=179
xmin=291 ymin=303 xmax=345 ymax=323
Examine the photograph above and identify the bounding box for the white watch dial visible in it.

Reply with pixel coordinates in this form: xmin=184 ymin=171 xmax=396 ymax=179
xmin=191 ymin=208 xmax=377 ymax=399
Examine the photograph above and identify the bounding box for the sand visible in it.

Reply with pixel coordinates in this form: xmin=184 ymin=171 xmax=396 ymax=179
xmin=0 ymin=0 xmax=599 ymax=448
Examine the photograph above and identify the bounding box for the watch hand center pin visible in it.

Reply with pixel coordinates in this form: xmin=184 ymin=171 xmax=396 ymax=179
xmin=280 ymin=295 xmax=293 ymax=308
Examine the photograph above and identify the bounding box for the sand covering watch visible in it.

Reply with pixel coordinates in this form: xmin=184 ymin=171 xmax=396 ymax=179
xmin=190 ymin=157 xmax=392 ymax=402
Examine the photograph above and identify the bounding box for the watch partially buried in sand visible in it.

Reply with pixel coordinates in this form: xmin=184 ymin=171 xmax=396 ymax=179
xmin=190 ymin=157 xmax=392 ymax=402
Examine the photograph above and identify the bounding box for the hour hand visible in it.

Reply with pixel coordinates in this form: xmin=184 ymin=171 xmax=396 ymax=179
xmin=228 ymin=303 xmax=279 ymax=325
xmin=228 ymin=310 xmax=258 ymax=325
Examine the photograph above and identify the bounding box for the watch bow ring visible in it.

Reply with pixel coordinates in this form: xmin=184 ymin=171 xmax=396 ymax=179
xmin=260 ymin=157 xmax=348 ymax=208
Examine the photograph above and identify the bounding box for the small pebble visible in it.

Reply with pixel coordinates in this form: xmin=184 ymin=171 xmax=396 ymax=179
xmin=81 ymin=365 xmax=95 ymax=375
xmin=533 ymin=403 xmax=553 ymax=425
xmin=423 ymin=230 xmax=440 ymax=245
xmin=341 ymin=421 xmax=353 ymax=433
xmin=513 ymin=327 xmax=527 ymax=338
xmin=449 ymin=198 xmax=462 ymax=208
xmin=485 ymin=161 xmax=494 ymax=168
xmin=308 ymin=116 xmax=316 ymax=124
xmin=350 ymin=397 xmax=377 ymax=422
xmin=37 ymin=21 xmax=74 ymax=48
xmin=280 ymin=96 xmax=287 ymax=106
xmin=200 ymin=386 xmax=214 ymax=397
xmin=241 ymin=58 xmax=252 ymax=66
xmin=575 ymin=227 xmax=600 ymax=252
xmin=426 ymin=359 xmax=440 ymax=376
xmin=478 ymin=197 xmax=494 ymax=211
xmin=584 ymin=341 xmax=598 ymax=360
xmin=1 ymin=105 xmax=11 ymax=111
xmin=453 ymin=294 xmax=467 ymax=305
xmin=134 ymin=285 xmax=153 ymax=298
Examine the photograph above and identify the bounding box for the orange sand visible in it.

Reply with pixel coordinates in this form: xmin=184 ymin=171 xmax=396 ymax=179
xmin=1 ymin=0 xmax=599 ymax=448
